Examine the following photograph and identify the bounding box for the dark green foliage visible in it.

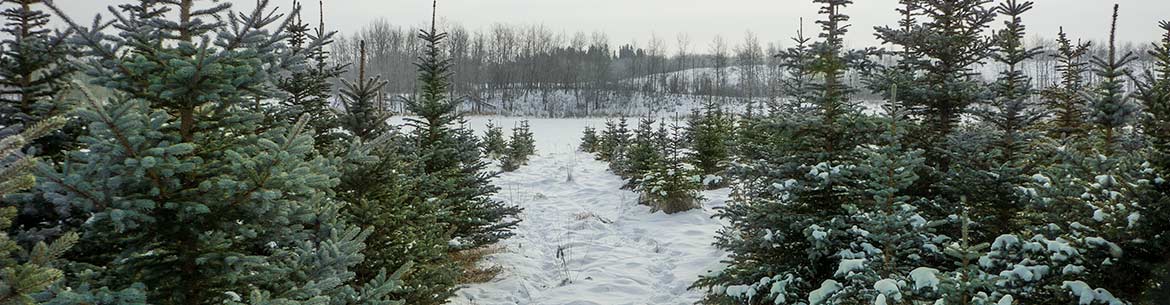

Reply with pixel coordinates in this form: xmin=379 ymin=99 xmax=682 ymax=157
xmin=578 ymin=126 xmax=599 ymax=153
xmin=687 ymin=102 xmax=735 ymax=186
xmin=962 ymin=0 xmax=1043 ymax=238
xmin=0 ymin=0 xmax=75 ymax=157
xmin=620 ymin=116 xmax=664 ymax=189
xmin=273 ymin=1 xmax=346 ymax=151
xmin=595 ymin=117 xmax=630 ymax=163
xmin=338 ymin=41 xmax=392 ymax=141
xmin=336 ymin=134 xmax=458 ymax=305
xmin=501 ymin=120 xmax=535 ymax=172
xmin=403 ymin=12 xmax=519 ymax=249
xmin=482 ymin=120 xmax=507 ymax=158
xmin=638 ymin=122 xmax=703 ymax=214
xmin=871 ymin=0 xmax=998 ymax=171
xmin=39 ymin=1 xmax=400 ymax=303
xmin=1085 ymin=5 xmax=1140 ymax=154
xmin=1042 ymin=28 xmax=1092 ymax=140
xmin=0 ymin=117 xmax=85 ymax=305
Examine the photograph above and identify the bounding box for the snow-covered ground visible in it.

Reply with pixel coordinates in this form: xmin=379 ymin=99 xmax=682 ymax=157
xmin=447 ymin=116 xmax=731 ymax=305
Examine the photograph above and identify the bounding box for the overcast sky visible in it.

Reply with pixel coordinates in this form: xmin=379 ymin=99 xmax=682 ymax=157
xmin=50 ymin=0 xmax=1169 ymax=50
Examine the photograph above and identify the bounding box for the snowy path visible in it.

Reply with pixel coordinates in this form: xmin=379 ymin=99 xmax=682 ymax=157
xmin=450 ymin=148 xmax=730 ymax=305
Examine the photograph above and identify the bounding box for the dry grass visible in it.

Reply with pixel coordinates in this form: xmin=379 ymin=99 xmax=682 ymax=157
xmin=452 ymin=245 xmax=506 ymax=284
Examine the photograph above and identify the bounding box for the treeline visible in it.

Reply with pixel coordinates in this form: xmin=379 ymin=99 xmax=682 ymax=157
xmin=335 ymin=19 xmax=1164 ymax=117
xmin=1 ymin=0 xmax=521 ymax=304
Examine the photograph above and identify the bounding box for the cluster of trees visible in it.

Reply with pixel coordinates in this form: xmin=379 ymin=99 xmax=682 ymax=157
xmin=482 ymin=120 xmax=536 ymax=172
xmin=0 ymin=0 xmax=524 ymax=304
xmin=685 ymin=0 xmax=1170 ymax=304
xmin=579 ymin=107 xmax=733 ymax=214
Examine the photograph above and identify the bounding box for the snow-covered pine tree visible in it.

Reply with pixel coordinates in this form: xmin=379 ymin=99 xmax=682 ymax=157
xmin=0 ymin=0 xmax=75 ymax=158
xmin=638 ymin=120 xmax=702 ymax=214
xmin=1084 ymin=4 xmax=1140 ymax=155
xmin=598 ymin=117 xmax=631 ymax=165
xmin=1042 ymin=28 xmax=1093 ymax=140
xmin=958 ymin=0 xmax=1045 ymax=238
xmin=578 ymin=126 xmax=599 ymax=153
xmin=1128 ymin=19 xmax=1170 ymax=303
xmin=403 ymin=1 xmax=519 ymax=249
xmin=39 ymin=1 xmax=401 ymax=303
xmin=688 ymin=101 xmax=734 ymax=188
xmin=482 ymin=120 xmax=507 ymax=158
xmin=338 ymin=40 xmax=391 ymax=141
xmin=694 ymin=1 xmax=877 ymax=302
xmin=273 ymin=0 xmax=345 ymax=151
xmin=501 ymin=120 xmax=535 ymax=172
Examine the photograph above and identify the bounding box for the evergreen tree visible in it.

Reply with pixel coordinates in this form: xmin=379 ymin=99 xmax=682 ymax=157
xmin=1042 ymin=28 xmax=1092 ymax=140
xmin=0 ymin=0 xmax=75 ymax=157
xmin=338 ymin=40 xmax=391 ymax=141
xmin=39 ymin=1 xmax=400 ymax=303
xmin=688 ymin=102 xmax=734 ymax=187
xmin=1130 ymin=19 xmax=1170 ymax=304
xmin=694 ymin=1 xmax=878 ymax=302
xmin=871 ymin=0 xmax=998 ymax=173
xmin=335 ymin=133 xmax=457 ymax=305
xmin=638 ymin=121 xmax=702 ymax=214
xmin=273 ymin=0 xmax=346 ymax=151
xmin=481 ymin=120 xmax=507 ymax=158
xmin=578 ymin=126 xmax=599 ymax=153
xmin=1084 ymin=4 xmax=1139 ymax=155
xmin=500 ymin=120 xmax=535 ymax=172
xmin=0 ymin=0 xmax=80 ymax=249
xmin=961 ymin=0 xmax=1044 ymax=238
xmin=403 ymin=1 xmax=519 ymax=249
xmin=621 ymin=116 xmax=664 ymax=189
xmin=0 ymin=117 xmax=89 ymax=305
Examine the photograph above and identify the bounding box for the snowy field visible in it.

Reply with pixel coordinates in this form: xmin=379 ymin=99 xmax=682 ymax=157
xmin=442 ymin=116 xmax=732 ymax=305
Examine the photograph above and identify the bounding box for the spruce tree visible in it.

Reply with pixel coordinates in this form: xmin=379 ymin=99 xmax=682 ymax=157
xmin=273 ymin=0 xmax=346 ymax=151
xmin=871 ymin=0 xmax=998 ymax=172
xmin=1042 ymin=28 xmax=1092 ymax=140
xmin=0 ymin=0 xmax=80 ymax=248
xmin=1084 ymin=4 xmax=1139 ymax=155
xmin=0 ymin=0 xmax=75 ymax=157
xmin=500 ymin=120 xmax=535 ymax=172
xmin=638 ymin=121 xmax=702 ymax=214
xmin=622 ymin=116 xmax=664 ymax=189
xmin=688 ymin=102 xmax=734 ymax=187
xmin=578 ymin=126 xmax=599 ymax=153
xmin=403 ymin=1 xmax=519 ymax=249
xmin=39 ymin=1 xmax=400 ymax=303
xmin=694 ymin=1 xmax=877 ymax=302
xmin=481 ymin=120 xmax=507 ymax=158
xmin=1130 ymin=19 xmax=1170 ymax=304
xmin=0 ymin=117 xmax=88 ymax=304
xmin=338 ymin=40 xmax=391 ymax=141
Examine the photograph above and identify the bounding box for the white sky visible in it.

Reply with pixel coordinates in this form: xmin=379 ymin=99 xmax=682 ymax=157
xmin=49 ymin=0 xmax=1169 ymax=50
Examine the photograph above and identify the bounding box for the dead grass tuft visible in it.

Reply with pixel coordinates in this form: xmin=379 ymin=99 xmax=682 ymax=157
xmin=453 ymin=245 xmax=506 ymax=284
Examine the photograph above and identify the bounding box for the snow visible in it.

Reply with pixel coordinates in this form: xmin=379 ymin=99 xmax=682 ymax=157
xmin=810 ymin=224 xmax=829 ymax=240
xmin=997 ymin=295 xmax=1014 ymax=305
xmin=909 ymin=267 xmax=941 ymax=291
xmin=835 ymin=258 xmax=866 ymax=276
xmin=873 ymin=279 xmax=902 ymax=302
xmin=808 ymin=280 xmax=842 ymax=305
xmin=1062 ymin=281 xmax=1125 ymax=305
xmin=992 ymin=234 xmax=1020 ymax=250
xmin=448 ymin=117 xmax=730 ymax=305
xmin=909 ymin=214 xmax=927 ymax=229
